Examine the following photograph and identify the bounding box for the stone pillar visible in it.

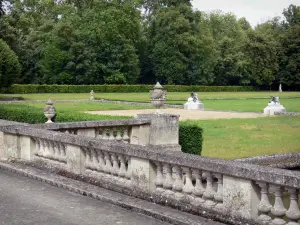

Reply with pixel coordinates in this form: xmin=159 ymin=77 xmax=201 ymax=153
xmin=3 ymin=133 xmax=20 ymax=159
xmin=130 ymin=157 xmax=156 ymax=193
xmin=222 ymin=175 xmax=260 ymax=220
xmin=20 ymin=136 xmax=35 ymax=161
xmin=66 ymin=144 xmax=85 ymax=174
xmin=136 ymin=114 xmax=180 ymax=148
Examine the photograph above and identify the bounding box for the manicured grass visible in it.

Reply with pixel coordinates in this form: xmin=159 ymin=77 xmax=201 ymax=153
xmin=204 ymin=99 xmax=300 ymax=112
xmin=23 ymin=102 xmax=152 ymax=111
xmin=188 ymin=117 xmax=300 ymax=159
xmin=1 ymin=91 xmax=300 ymax=101
xmin=2 ymin=92 xmax=299 ymax=112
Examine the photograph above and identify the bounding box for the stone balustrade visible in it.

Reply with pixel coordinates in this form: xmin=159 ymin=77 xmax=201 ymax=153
xmin=1 ymin=121 xmax=300 ymax=225
xmin=32 ymin=119 xmax=151 ymax=145
xmin=33 ymin=138 xmax=67 ymax=163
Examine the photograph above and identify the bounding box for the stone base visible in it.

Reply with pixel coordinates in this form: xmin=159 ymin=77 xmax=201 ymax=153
xmin=184 ymin=102 xmax=204 ymax=110
xmin=264 ymin=105 xmax=286 ymax=115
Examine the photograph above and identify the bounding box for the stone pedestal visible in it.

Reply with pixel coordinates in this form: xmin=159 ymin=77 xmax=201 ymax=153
xmin=264 ymin=104 xmax=286 ymax=115
xmin=136 ymin=113 xmax=181 ymax=150
xmin=184 ymin=102 xmax=204 ymax=110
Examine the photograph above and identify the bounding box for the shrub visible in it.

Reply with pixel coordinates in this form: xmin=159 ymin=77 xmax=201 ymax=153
xmin=7 ymin=84 xmax=257 ymax=94
xmin=179 ymin=121 xmax=203 ymax=155
xmin=0 ymin=40 xmax=22 ymax=88
xmin=0 ymin=104 xmax=131 ymax=124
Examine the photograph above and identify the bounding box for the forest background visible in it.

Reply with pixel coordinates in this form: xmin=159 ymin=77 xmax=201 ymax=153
xmin=0 ymin=0 xmax=300 ymax=90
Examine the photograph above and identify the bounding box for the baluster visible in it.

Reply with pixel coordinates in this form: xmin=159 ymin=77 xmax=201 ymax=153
xmin=103 ymin=152 xmax=112 ymax=174
xmin=154 ymin=162 xmax=164 ymax=190
xmin=286 ymin=188 xmax=300 ymax=225
xmin=257 ymin=182 xmax=272 ymax=224
xmin=43 ymin=140 xmax=50 ymax=157
xmin=34 ymin=138 xmax=41 ymax=156
xmin=182 ymin=167 xmax=194 ymax=195
xmin=102 ymin=128 xmax=109 ymax=140
xmin=111 ymin=153 xmax=119 ymax=176
xmin=96 ymin=150 xmax=105 ymax=172
xmin=109 ymin=128 xmax=115 ymax=141
xmin=60 ymin=143 xmax=66 ymax=160
xmin=97 ymin=128 xmax=103 ymax=139
xmin=193 ymin=169 xmax=206 ymax=205
xmin=48 ymin=141 xmax=55 ymax=159
xmin=214 ymin=173 xmax=223 ymax=205
xmin=118 ymin=155 xmax=126 ymax=177
xmin=125 ymin=157 xmax=132 ymax=179
xmin=172 ymin=165 xmax=183 ymax=192
xmin=163 ymin=163 xmax=173 ymax=190
xmin=84 ymin=148 xmax=91 ymax=169
xmin=52 ymin=142 xmax=58 ymax=160
xmin=270 ymin=185 xmax=287 ymax=225
xmin=116 ymin=128 xmax=122 ymax=141
xmin=123 ymin=127 xmax=130 ymax=143
xmin=203 ymin=172 xmax=217 ymax=208
xmin=90 ymin=149 xmax=98 ymax=170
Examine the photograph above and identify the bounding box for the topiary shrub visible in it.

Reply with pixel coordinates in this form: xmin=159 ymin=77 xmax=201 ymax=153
xmin=0 ymin=40 xmax=21 ymax=89
xmin=179 ymin=122 xmax=203 ymax=155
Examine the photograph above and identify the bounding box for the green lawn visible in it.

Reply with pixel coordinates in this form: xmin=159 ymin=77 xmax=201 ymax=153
xmin=187 ymin=117 xmax=300 ymax=159
xmin=23 ymin=102 xmax=152 ymax=111
xmin=1 ymin=91 xmax=300 ymax=101
xmin=1 ymin=92 xmax=299 ymax=112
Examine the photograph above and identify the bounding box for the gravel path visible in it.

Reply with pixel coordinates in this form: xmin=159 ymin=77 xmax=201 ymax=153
xmin=85 ymin=108 xmax=268 ymax=121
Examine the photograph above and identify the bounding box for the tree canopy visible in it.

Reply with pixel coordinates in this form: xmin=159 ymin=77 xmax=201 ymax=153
xmin=0 ymin=0 xmax=299 ymax=90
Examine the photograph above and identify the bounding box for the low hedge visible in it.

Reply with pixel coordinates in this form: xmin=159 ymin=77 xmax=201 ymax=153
xmin=179 ymin=122 xmax=203 ymax=155
xmin=0 ymin=104 xmax=203 ymax=155
xmin=7 ymin=84 xmax=256 ymax=94
xmin=0 ymin=104 xmax=131 ymax=123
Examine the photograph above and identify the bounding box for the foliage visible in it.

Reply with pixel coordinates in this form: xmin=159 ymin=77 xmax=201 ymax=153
xmin=0 ymin=39 xmax=21 ymax=88
xmin=7 ymin=84 xmax=256 ymax=93
xmin=179 ymin=122 xmax=203 ymax=155
xmin=0 ymin=104 xmax=131 ymax=124
xmin=0 ymin=1 xmax=300 ymax=89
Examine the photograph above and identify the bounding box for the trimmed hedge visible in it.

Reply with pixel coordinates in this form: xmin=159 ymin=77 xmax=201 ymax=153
xmin=0 ymin=104 xmax=203 ymax=155
xmin=0 ymin=104 xmax=131 ymax=123
xmin=7 ymin=84 xmax=257 ymax=94
xmin=179 ymin=122 xmax=203 ymax=155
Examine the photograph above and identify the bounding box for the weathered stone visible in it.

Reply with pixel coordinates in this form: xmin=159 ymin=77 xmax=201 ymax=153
xmin=136 ymin=113 xmax=180 ymax=148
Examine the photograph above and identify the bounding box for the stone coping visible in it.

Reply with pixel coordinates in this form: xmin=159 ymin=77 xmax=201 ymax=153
xmin=1 ymin=125 xmax=300 ymax=188
xmin=234 ymin=152 xmax=300 ymax=164
xmin=31 ymin=119 xmax=151 ymax=130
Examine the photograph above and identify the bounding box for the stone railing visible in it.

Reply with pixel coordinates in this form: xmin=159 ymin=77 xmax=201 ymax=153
xmin=32 ymin=119 xmax=151 ymax=145
xmin=0 ymin=122 xmax=300 ymax=225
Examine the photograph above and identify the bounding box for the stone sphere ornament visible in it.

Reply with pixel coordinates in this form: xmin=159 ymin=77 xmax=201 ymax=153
xmin=44 ymin=99 xmax=56 ymax=123
xmin=150 ymin=82 xmax=167 ymax=114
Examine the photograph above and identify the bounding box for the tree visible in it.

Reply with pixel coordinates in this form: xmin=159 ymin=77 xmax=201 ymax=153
xmin=244 ymin=29 xmax=279 ymax=88
xmin=0 ymin=39 xmax=21 ymax=88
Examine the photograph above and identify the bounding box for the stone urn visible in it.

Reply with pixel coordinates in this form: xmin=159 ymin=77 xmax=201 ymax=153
xmin=44 ymin=99 xmax=56 ymax=123
xmin=90 ymin=90 xmax=95 ymax=100
xmin=150 ymin=82 xmax=167 ymax=114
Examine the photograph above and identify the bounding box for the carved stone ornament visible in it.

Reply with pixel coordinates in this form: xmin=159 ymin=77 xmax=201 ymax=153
xmin=44 ymin=99 xmax=56 ymax=123
xmin=150 ymin=82 xmax=167 ymax=114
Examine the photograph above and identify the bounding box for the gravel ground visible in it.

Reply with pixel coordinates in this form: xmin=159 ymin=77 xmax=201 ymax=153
xmin=85 ymin=108 xmax=268 ymax=121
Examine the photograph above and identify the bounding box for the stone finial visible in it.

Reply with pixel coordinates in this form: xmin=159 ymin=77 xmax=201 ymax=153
xmin=90 ymin=90 xmax=95 ymax=101
xmin=44 ymin=99 xmax=56 ymax=123
xmin=150 ymin=82 xmax=167 ymax=114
